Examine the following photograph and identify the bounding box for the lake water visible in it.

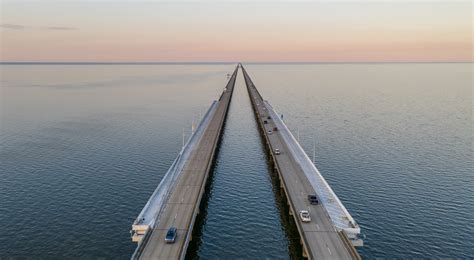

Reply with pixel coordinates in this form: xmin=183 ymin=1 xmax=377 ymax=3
xmin=1 ymin=63 xmax=472 ymax=258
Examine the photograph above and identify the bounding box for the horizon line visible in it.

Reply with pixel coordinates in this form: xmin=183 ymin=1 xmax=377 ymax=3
xmin=1 ymin=61 xmax=472 ymax=65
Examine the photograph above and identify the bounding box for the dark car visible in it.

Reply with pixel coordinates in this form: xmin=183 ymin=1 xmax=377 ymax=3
xmin=308 ymin=195 xmax=319 ymax=205
xmin=165 ymin=227 xmax=177 ymax=243
xmin=273 ymin=127 xmax=278 ymax=131
xmin=263 ymin=120 xmax=268 ymax=124
xmin=267 ymin=116 xmax=271 ymax=119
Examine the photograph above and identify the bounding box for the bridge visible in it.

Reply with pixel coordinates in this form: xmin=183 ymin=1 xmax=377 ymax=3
xmin=131 ymin=64 xmax=362 ymax=259
xmin=242 ymin=65 xmax=362 ymax=259
xmin=130 ymin=65 xmax=238 ymax=259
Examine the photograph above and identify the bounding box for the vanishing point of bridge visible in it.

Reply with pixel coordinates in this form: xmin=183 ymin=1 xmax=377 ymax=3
xmin=131 ymin=64 xmax=362 ymax=259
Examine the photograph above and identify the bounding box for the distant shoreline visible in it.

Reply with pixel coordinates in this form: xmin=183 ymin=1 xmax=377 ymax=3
xmin=0 ymin=61 xmax=472 ymax=65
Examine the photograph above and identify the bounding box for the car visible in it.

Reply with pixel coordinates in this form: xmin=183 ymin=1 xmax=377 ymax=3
xmin=165 ymin=227 xmax=177 ymax=243
xmin=307 ymin=195 xmax=319 ymax=205
xmin=274 ymin=148 xmax=281 ymax=155
xmin=267 ymin=116 xmax=271 ymax=119
xmin=273 ymin=127 xmax=278 ymax=131
xmin=268 ymin=130 xmax=273 ymax=135
xmin=263 ymin=120 xmax=268 ymax=124
xmin=299 ymin=210 xmax=311 ymax=222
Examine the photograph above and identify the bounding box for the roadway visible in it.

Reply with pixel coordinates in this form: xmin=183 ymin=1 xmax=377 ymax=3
xmin=242 ymin=65 xmax=359 ymax=260
xmin=135 ymin=65 xmax=239 ymax=259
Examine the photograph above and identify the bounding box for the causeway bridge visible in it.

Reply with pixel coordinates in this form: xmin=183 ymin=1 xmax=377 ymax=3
xmin=130 ymin=65 xmax=238 ymax=259
xmin=131 ymin=64 xmax=361 ymax=259
xmin=242 ymin=65 xmax=361 ymax=259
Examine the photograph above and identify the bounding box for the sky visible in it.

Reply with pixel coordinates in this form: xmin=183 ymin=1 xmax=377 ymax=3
xmin=0 ymin=0 xmax=472 ymax=62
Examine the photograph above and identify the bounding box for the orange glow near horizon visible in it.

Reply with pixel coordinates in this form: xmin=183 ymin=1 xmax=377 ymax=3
xmin=1 ymin=1 xmax=472 ymax=62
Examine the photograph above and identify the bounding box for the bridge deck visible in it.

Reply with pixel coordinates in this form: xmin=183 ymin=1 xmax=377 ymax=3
xmin=135 ymin=65 xmax=238 ymax=259
xmin=242 ymin=65 xmax=360 ymax=260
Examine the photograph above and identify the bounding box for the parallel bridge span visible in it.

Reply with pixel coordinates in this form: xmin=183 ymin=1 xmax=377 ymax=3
xmin=131 ymin=64 xmax=238 ymax=259
xmin=242 ymin=64 xmax=362 ymax=260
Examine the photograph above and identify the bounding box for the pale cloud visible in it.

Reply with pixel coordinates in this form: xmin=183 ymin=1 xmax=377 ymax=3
xmin=0 ymin=24 xmax=25 ymax=30
xmin=41 ymin=26 xmax=77 ymax=30
xmin=0 ymin=24 xmax=77 ymax=30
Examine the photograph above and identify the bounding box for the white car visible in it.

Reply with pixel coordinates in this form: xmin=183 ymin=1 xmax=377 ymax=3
xmin=274 ymin=149 xmax=281 ymax=155
xmin=299 ymin=210 xmax=311 ymax=222
xmin=268 ymin=130 xmax=273 ymax=135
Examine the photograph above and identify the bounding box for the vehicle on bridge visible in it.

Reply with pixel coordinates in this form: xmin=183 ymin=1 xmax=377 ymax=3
xmin=274 ymin=148 xmax=281 ymax=155
xmin=268 ymin=130 xmax=273 ymax=135
xmin=165 ymin=227 xmax=177 ymax=243
xmin=299 ymin=210 xmax=311 ymax=222
xmin=308 ymin=194 xmax=319 ymax=205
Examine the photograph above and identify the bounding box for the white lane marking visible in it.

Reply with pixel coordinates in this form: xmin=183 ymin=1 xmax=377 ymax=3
xmin=326 ymin=244 xmax=332 ymax=255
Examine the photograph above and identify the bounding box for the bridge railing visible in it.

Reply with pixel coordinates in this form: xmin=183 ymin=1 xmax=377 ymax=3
xmin=131 ymin=100 xmax=218 ymax=243
xmin=264 ymin=100 xmax=362 ymax=245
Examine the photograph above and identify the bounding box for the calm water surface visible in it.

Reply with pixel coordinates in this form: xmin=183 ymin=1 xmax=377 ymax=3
xmin=1 ymin=63 xmax=472 ymax=258
xmin=188 ymin=70 xmax=301 ymax=259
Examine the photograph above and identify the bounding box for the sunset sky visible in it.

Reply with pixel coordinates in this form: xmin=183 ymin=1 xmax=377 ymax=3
xmin=1 ymin=0 xmax=472 ymax=62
